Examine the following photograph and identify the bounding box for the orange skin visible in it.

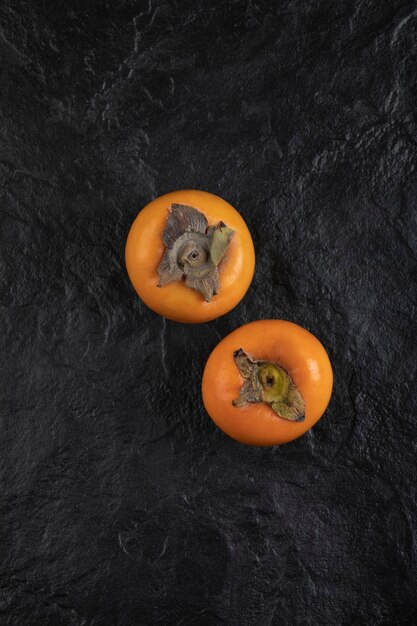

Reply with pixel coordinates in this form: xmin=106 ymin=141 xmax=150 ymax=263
xmin=125 ymin=190 xmax=255 ymax=323
xmin=202 ymin=320 xmax=333 ymax=446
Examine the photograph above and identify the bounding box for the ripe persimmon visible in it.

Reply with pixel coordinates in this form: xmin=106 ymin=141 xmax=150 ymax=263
xmin=202 ymin=320 xmax=333 ymax=446
xmin=125 ymin=190 xmax=255 ymax=323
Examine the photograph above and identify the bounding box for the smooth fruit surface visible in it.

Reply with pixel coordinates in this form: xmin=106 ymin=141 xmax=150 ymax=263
xmin=202 ymin=320 xmax=333 ymax=446
xmin=125 ymin=190 xmax=255 ymax=323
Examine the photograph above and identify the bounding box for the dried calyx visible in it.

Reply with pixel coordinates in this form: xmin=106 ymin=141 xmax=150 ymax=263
xmin=157 ymin=204 xmax=234 ymax=302
xmin=232 ymin=349 xmax=305 ymax=422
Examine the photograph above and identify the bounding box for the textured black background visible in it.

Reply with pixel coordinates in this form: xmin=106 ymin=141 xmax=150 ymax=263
xmin=1 ymin=1 xmax=417 ymax=624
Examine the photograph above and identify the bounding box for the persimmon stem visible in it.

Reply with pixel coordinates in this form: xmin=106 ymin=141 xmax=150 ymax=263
xmin=232 ymin=348 xmax=305 ymax=422
xmin=157 ymin=204 xmax=234 ymax=302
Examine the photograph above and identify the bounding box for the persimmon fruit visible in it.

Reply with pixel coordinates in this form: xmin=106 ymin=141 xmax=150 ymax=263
xmin=202 ymin=320 xmax=333 ymax=446
xmin=125 ymin=190 xmax=255 ymax=323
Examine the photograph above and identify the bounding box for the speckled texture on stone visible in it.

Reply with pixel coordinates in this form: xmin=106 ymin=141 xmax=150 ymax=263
xmin=0 ymin=1 xmax=416 ymax=625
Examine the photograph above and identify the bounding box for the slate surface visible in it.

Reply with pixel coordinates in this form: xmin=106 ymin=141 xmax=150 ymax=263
xmin=1 ymin=1 xmax=417 ymax=624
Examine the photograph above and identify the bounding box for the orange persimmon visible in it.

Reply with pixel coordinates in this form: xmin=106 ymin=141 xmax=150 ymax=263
xmin=125 ymin=190 xmax=255 ymax=323
xmin=202 ymin=320 xmax=333 ymax=446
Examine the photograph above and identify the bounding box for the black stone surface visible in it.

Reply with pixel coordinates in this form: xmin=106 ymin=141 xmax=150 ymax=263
xmin=1 ymin=1 xmax=416 ymax=624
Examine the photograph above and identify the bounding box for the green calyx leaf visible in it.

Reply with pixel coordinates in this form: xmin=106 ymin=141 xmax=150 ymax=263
xmin=210 ymin=223 xmax=235 ymax=266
